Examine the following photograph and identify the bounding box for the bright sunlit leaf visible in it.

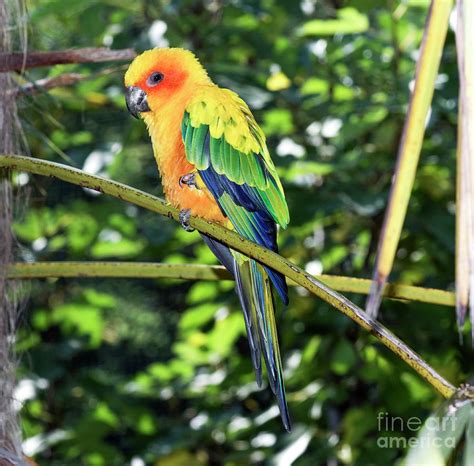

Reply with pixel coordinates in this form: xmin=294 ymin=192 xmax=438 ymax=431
xmin=299 ymin=8 xmax=369 ymax=36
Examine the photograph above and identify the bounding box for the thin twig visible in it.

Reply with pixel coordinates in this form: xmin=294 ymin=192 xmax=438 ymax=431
xmin=13 ymin=65 xmax=129 ymax=97
xmin=0 ymin=47 xmax=136 ymax=72
xmin=0 ymin=154 xmax=457 ymax=399
xmin=17 ymin=73 xmax=86 ymax=93
xmin=7 ymin=261 xmax=456 ymax=307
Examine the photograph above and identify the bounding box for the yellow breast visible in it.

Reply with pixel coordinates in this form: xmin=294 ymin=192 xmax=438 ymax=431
xmin=143 ymin=104 xmax=227 ymax=224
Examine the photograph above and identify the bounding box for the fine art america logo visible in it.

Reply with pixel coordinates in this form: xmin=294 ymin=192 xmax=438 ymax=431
xmin=377 ymin=412 xmax=457 ymax=449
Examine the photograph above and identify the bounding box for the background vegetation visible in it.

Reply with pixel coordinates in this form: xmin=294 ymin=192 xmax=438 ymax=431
xmin=12 ymin=0 xmax=471 ymax=464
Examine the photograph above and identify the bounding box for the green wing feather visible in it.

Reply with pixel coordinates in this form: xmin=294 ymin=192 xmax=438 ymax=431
xmin=181 ymin=86 xmax=291 ymax=431
xmin=182 ymin=86 xmax=289 ymax=228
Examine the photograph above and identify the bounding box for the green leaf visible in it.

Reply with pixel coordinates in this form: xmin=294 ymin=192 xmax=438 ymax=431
xmin=94 ymin=402 xmax=119 ymax=428
xmin=91 ymin=238 xmax=145 ymax=258
xmin=137 ymin=412 xmax=156 ymax=435
xmin=262 ymin=109 xmax=294 ymax=136
xmin=83 ymin=289 xmax=116 ymax=308
xmin=300 ymin=77 xmax=329 ymax=96
xmin=330 ymin=340 xmax=357 ymax=375
xmin=187 ymin=282 xmax=219 ymax=305
xmin=51 ymin=304 xmax=104 ymax=347
xmin=179 ymin=304 xmax=218 ymax=332
xmin=299 ymin=8 xmax=369 ymax=36
xmin=207 ymin=312 xmax=244 ymax=358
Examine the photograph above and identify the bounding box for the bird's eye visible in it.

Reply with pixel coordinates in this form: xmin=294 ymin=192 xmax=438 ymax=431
xmin=146 ymin=72 xmax=164 ymax=87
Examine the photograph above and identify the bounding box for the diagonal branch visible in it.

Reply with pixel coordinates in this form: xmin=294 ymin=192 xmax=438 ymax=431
xmin=7 ymin=261 xmax=456 ymax=307
xmin=0 ymin=154 xmax=457 ymax=399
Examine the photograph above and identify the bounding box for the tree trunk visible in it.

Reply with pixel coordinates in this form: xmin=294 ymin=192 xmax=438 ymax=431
xmin=0 ymin=0 xmax=26 ymax=464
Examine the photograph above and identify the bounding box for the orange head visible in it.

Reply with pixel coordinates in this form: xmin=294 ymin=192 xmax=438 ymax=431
xmin=124 ymin=48 xmax=211 ymax=119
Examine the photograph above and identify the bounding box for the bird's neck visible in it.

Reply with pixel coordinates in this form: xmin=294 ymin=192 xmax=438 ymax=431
xmin=143 ymin=95 xmax=193 ymax=197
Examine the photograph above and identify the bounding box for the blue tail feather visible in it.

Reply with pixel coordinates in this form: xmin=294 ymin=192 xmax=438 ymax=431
xmin=249 ymin=260 xmax=291 ymax=432
xmin=234 ymin=259 xmax=263 ymax=387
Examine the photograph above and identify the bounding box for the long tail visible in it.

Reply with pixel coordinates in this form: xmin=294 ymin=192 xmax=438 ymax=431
xmin=201 ymin=234 xmax=291 ymax=431
xmin=234 ymin=256 xmax=291 ymax=431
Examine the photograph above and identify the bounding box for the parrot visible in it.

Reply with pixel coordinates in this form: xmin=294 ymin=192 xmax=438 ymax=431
xmin=124 ymin=48 xmax=291 ymax=431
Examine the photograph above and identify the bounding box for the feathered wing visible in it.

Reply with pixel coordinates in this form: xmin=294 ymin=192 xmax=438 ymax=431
xmin=182 ymin=87 xmax=291 ymax=430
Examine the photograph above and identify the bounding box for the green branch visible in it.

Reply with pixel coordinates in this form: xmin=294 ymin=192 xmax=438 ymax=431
xmin=8 ymin=261 xmax=455 ymax=307
xmin=0 ymin=154 xmax=456 ymax=399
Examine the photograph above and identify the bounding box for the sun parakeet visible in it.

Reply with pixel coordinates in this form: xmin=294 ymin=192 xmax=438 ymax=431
xmin=124 ymin=48 xmax=291 ymax=430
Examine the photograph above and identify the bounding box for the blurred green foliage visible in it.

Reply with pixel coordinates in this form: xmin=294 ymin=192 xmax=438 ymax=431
xmin=12 ymin=0 xmax=472 ymax=464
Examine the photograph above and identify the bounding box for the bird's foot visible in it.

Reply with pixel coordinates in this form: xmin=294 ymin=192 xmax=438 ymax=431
xmin=179 ymin=209 xmax=194 ymax=232
xmin=179 ymin=171 xmax=199 ymax=190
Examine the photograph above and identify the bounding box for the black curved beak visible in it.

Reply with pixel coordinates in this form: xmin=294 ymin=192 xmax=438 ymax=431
xmin=125 ymin=86 xmax=151 ymax=119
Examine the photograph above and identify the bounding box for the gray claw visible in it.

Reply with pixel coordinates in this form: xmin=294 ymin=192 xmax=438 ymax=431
xmin=179 ymin=209 xmax=194 ymax=232
xmin=179 ymin=172 xmax=199 ymax=189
